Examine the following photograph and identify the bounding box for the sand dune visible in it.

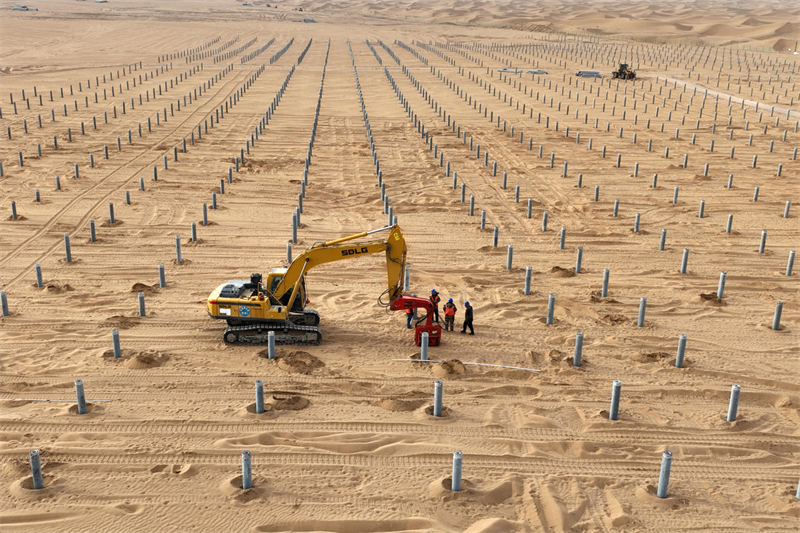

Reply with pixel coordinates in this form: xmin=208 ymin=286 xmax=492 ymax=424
xmin=285 ymin=0 xmax=800 ymax=50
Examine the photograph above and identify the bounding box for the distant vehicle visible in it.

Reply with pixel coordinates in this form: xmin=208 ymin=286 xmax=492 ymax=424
xmin=497 ymin=68 xmax=521 ymax=74
xmin=576 ymin=70 xmax=602 ymax=78
xmin=11 ymin=4 xmax=38 ymax=10
xmin=612 ymin=63 xmax=636 ymax=80
xmin=527 ymin=69 xmax=548 ymax=75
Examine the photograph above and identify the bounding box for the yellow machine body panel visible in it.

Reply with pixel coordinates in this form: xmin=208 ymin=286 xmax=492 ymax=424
xmin=207 ymin=269 xmax=307 ymax=322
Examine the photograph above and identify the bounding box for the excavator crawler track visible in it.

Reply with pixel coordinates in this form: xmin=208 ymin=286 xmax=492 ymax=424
xmin=222 ymin=322 xmax=322 ymax=346
xmin=291 ymin=308 xmax=320 ymax=326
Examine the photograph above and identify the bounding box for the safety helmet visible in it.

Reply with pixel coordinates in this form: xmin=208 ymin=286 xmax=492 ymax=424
xmin=465 ymin=301 xmax=470 ymax=306
xmin=448 ymin=298 xmax=453 ymax=303
xmin=431 ymin=289 xmax=437 ymax=293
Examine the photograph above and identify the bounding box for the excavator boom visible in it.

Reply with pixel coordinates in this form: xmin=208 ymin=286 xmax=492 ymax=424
xmin=275 ymin=225 xmax=406 ymax=312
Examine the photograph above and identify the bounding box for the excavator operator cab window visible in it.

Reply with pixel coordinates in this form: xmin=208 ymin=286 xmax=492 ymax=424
xmin=270 ymin=276 xmax=283 ymax=293
xmin=278 ymin=281 xmax=306 ymax=312
xmin=268 ymin=276 xmax=283 ymax=305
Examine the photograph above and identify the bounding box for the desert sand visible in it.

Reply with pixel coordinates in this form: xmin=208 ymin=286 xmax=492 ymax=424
xmin=1 ymin=0 xmax=798 ymax=531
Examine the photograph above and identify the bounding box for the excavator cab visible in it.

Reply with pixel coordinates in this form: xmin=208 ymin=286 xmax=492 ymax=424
xmin=264 ymin=269 xmax=306 ymax=311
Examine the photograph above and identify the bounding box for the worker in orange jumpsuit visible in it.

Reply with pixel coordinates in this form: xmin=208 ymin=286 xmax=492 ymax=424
xmin=443 ymin=298 xmax=457 ymax=331
xmin=429 ymin=289 xmax=441 ymax=323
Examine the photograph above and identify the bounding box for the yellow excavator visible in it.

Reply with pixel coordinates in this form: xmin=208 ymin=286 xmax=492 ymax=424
xmin=206 ymin=225 xmax=441 ymax=346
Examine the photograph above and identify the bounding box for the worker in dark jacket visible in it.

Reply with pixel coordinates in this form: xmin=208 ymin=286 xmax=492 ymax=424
xmin=429 ymin=289 xmax=441 ymax=323
xmin=443 ymin=298 xmax=457 ymax=331
xmin=461 ymin=301 xmax=474 ymax=335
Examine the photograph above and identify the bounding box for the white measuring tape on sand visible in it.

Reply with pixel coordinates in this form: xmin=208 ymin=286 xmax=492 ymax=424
xmin=391 ymin=359 xmax=540 ymax=372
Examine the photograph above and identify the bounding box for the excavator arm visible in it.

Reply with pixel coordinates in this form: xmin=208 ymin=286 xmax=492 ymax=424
xmin=273 ymin=225 xmax=407 ymax=312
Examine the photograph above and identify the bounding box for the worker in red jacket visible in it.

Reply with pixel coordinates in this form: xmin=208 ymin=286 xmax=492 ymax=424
xmin=429 ymin=289 xmax=441 ymax=323
xmin=443 ymin=298 xmax=457 ymax=331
